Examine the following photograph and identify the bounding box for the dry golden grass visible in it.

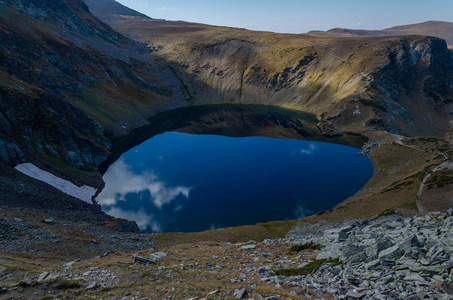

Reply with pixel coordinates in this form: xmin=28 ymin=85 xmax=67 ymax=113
xmin=2 ymin=237 xmax=326 ymax=299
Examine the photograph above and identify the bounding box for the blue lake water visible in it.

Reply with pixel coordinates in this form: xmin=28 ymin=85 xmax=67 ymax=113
xmin=97 ymin=132 xmax=373 ymax=232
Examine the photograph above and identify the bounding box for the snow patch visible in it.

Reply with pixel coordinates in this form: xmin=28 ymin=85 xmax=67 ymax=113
xmin=15 ymin=163 xmax=97 ymax=204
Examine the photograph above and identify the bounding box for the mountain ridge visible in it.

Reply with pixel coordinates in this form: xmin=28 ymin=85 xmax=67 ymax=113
xmin=308 ymin=20 xmax=453 ymax=48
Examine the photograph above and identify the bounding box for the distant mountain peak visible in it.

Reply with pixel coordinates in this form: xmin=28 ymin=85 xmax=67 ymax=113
xmin=308 ymin=20 xmax=453 ymax=47
xmin=83 ymin=0 xmax=151 ymax=21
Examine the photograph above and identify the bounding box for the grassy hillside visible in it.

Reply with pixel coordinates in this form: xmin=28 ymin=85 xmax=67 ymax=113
xmin=87 ymin=11 xmax=453 ymax=140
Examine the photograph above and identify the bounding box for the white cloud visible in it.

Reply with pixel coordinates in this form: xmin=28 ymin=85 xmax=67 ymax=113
xmin=105 ymin=207 xmax=162 ymax=232
xmin=157 ymin=6 xmax=178 ymax=12
xmin=97 ymin=158 xmax=191 ymax=209
xmin=300 ymin=143 xmax=316 ymax=154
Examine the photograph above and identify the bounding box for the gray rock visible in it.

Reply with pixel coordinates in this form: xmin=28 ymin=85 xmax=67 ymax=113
xmin=339 ymin=243 xmax=364 ymax=261
xmin=86 ymin=281 xmax=98 ymax=290
xmin=345 ymin=290 xmax=365 ymax=299
xmin=365 ymin=259 xmax=380 ymax=270
xmin=133 ymin=256 xmax=155 ymax=264
xmin=63 ymin=260 xmax=78 ymax=268
xmin=284 ymin=209 xmax=453 ymax=299
xmin=233 ymin=287 xmax=247 ymax=299
xmin=376 ymin=238 xmax=394 ymax=254
xmin=316 ymin=243 xmax=342 ymax=260
xmin=378 ymin=245 xmax=404 ymax=260
xmin=241 ymin=245 xmax=256 ymax=250
xmin=258 ymin=266 xmax=272 ymax=274
xmin=42 ymin=217 xmax=55 ymax=224
xmin=37 ymin=272 xmax=50 ymax=283
xmin=0 ymin=139 xmax=25 ymax=165
xmin=206 ymin=290 xmax=219 ymax=298
xmin=324 ymin=226 xmax=352 ymax=241
xmin=403 ymin=274 xmax=425 ymax=281
xmin=149 ymin=252 xmax=167 ymax=262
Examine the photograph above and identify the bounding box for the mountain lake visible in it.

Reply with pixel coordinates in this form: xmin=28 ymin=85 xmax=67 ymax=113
xmin=97 ymin=132 xmax=373 ymax=232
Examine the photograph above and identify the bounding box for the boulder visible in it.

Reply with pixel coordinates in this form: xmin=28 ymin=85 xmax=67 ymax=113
xmin=324 ymin=226 xmax=352 ymax=242
xmin=233 ymin=287 xmax=247 ymax=299
xmin=149 ymin=252 xmax=167 ymax=263
xmin=85 ymin=281 xmax=98 ymax=290
xmin=37 ymin=272 xmax=50 ymax=283
xmin=339 ymin=243 xmax=364 ymax=261
xmin=241 ymin=245 xmax=256 ymax=250
xmin=317 ymin=243 xmax=342 ymax=260
xmin=133 ymin=256 xmax=155 ymax=264
xmin=378 ymin=245 xmax=404 ymax=260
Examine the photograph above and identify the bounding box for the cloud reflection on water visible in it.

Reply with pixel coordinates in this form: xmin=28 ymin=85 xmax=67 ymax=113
xmin=97 ymin=158 xmax=191 ymax=232
xmin=98 ymin=158 xmax=191 ymax=208
xmin=300 ymin=143 xmax=316 ymax=155
xmin=104 ymin=207 xmax=163 ymax=232
xmin=295 ymin=202 xmax=314 ymax=219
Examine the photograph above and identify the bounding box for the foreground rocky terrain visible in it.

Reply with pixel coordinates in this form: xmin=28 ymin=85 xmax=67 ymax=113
xmin=2 ymin=205 xmax=453 ymax=299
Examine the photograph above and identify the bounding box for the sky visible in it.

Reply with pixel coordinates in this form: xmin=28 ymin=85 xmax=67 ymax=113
xmin=115 ymin=0 xmax=453 ymax=34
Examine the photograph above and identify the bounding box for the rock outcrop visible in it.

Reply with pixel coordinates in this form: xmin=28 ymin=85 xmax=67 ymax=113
xmin=283 ymin=210 xmax=453 ymax=299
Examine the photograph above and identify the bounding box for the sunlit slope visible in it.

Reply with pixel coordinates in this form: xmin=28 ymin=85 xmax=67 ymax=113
xmin=83 ymin=6 xmax=453 ymax=139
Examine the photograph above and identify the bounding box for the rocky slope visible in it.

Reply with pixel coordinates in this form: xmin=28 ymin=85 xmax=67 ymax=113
xmin=2 ymin=205 xmax=453 ymax=299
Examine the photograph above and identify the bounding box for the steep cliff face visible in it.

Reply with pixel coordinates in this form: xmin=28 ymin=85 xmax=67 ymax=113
xmin=0 ymin=87 xmax=111 ymax=169
xmin=365 ymin=37 xmax=453 ymax=136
